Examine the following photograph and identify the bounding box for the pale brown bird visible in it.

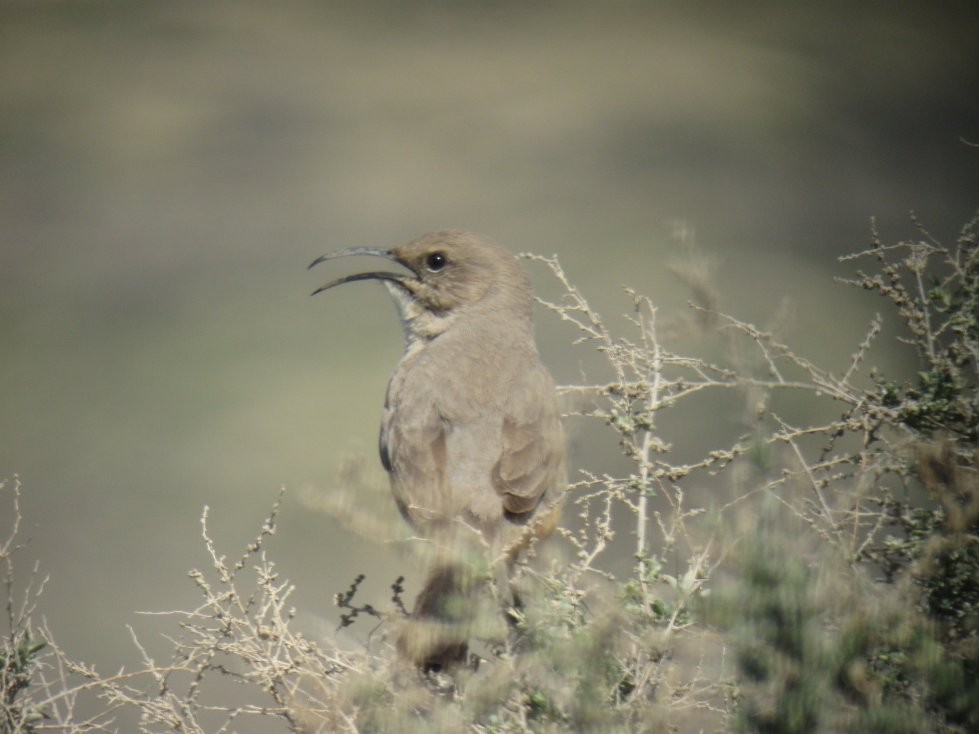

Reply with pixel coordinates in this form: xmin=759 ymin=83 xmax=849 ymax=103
xmin=310 ymin=230 xmax=565 ymax=669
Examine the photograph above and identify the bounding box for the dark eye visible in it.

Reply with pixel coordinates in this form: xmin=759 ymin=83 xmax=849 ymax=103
xmin=425 ymin=252 xmax=447 ymax=271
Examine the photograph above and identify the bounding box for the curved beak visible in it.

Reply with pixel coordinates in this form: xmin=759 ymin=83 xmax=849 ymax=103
xmin=308 ymin=247 xmax=412 ymax=296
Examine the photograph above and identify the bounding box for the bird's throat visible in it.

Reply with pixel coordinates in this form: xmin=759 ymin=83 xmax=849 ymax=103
xmin=383 ymin=280 xmax=455 ymax=344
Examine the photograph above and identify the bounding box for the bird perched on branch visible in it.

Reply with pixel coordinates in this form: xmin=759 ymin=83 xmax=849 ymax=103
xmin=310 ymin=230 xmax=565 ymax=670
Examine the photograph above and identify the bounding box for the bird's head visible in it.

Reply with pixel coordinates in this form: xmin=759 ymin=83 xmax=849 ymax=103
xmin=310 ymin=230 xmax=533 ymax=339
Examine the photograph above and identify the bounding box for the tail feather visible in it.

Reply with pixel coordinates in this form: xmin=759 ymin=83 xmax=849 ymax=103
xmin=397 ymin=564 xmax=477 ymax=671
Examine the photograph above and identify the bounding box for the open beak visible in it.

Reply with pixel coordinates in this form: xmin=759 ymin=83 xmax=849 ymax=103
xmin=308 ymin=247 xmax=412 ymax=296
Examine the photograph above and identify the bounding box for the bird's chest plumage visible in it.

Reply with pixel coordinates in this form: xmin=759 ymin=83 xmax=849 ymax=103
xmin=380 ymin=328 xmax=525 ymax=532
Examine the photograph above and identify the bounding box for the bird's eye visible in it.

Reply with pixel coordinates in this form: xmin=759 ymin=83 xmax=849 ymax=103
xmin=425 ymin=252 xmax=447 ymax=272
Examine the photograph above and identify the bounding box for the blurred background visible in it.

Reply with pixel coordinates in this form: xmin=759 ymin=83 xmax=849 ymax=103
xmin=1 ymin=0 xmax=977 ymax=682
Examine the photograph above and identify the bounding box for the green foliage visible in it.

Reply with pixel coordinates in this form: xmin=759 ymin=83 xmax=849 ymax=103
xmin=1 ymin=634 xmax=46 ymax=734
xmin=716 ymin=211 xmax=979 ymax=734
xmin=710 ymin=536 xmax=828 ymax=734
xmin=850 ymin=214 xmax=979 ymax=730
xmin=848 ymin=211 xmax=979 ymax=441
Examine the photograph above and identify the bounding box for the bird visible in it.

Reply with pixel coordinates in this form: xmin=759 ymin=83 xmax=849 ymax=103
xmin=310 ymin=229 xmax=566 ymax=670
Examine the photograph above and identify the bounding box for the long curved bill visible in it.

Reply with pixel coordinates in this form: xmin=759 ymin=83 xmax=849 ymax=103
xmin=308 ymin=247 xmax=410 ymax=296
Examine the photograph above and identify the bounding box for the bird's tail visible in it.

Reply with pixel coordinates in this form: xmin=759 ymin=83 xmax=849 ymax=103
xmin=397 ymin=563 xmax=477 ymax=671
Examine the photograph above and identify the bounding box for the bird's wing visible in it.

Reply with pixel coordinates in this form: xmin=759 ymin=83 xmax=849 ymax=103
xmin=492 ymin=366 xmax=565 ymax=518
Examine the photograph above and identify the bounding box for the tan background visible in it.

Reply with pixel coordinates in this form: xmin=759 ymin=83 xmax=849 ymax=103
xmin=1 ymin=0 xmax=976 ymax=680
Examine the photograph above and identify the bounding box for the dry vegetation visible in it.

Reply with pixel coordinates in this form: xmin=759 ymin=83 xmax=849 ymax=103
xmin=3 ymin=209 xmax=977 ymax=732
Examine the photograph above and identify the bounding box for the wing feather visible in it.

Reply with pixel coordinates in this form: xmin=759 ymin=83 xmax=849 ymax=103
xmin=492 ymin=367 xmax=564 ymax=519
xmin=381 ymin=393 xmax=448 ymax=528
